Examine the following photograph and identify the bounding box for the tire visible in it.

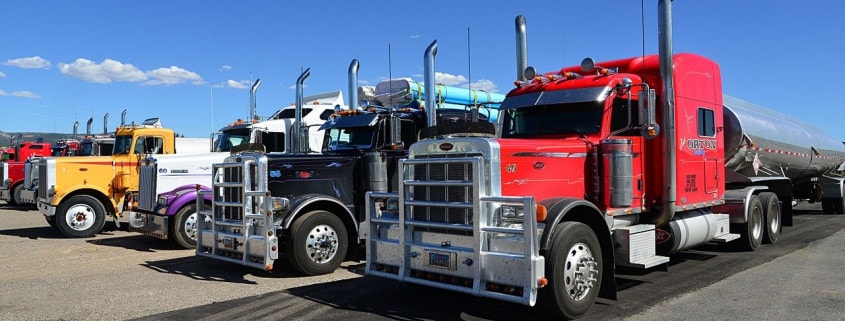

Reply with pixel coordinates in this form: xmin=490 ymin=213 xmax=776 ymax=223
xmin=5 ymin=185 xmax=19 ymax=205
xmin=539 ymin=221 xmax=602 ymax=319
xmin=732 ymin=195 xmax=764 ymax=251
xmin=172 ymin=203 xmax=201 ymax=249
xmin=286 ymin=210 xmax=348 ymax=276
xmin=44 ymin=214 xmax=57 ymax=229
xmin=12 ymin=184 xmax=25 ymax=205
xmin=758 ymin=192 xmax=781 ymax=244
xmin=822 ymin=199 xmax=835 ymax=214
xmin=55 ymin=195 xmax=106 ymax=238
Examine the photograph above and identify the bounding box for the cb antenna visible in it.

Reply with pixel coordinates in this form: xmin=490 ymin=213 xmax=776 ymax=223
xmin=467 ymin=27 xmax=479 ymax=122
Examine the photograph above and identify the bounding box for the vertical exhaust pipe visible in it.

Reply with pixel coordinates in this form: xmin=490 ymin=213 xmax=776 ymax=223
xmin=73 ymin=121 xmax=79 ymax=140
xmin=348 ymin=59 xmax=360 ymax=111
xmin=103 ymin=113 xmax=109 ymax=134
xmin=249 ymin=79 xmax=261 ymax=123
xmin=121 ymin=109 xmax=127 ymax=127
xmin=655 ymin=0 xmax=677 ymax=226
xmin=424 ymin=40 xmax=438 ymax=128
xmin=86 ymin=118 xmax=93 ymax=136
xmin=294 ymin=68 xmax=311 ymax=154
xmin=515 ymin=15 xmax=528 ymax=82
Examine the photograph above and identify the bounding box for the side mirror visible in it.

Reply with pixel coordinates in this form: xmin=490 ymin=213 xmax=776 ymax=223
xmin=638 ymin=89 xmax=660 ymax=139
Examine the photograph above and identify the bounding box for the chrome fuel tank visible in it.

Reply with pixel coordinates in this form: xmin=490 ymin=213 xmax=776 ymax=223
xmin=723 ymin=95 xmax=845 ymax=179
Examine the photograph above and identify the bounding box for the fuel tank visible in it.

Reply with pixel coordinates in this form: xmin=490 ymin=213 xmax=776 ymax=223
xmin=723 ymin=95 xmax=845 ymax=180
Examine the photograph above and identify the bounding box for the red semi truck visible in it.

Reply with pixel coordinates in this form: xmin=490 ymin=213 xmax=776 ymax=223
xmin=1 ymin=136 xmax=51 ymax=205
xmin=364 ymin=2 xmax=845 ymax=319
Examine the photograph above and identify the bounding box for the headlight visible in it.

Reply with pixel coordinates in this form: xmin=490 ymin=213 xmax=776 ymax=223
xmin=495 ymin=205 xmax=525 ymax=227
xmin=157 ymin=195 xmax=170 ymax=207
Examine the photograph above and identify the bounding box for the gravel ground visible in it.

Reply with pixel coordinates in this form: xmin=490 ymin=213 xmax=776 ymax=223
xmin=0 ymin=206 xmax=363 ymax=321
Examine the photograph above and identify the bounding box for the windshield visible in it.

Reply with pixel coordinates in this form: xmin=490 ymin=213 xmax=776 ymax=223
xmin=113 ymin=135 xmax=133 ymax=155
xmin=323 ymin=126 xmax=375 ymax=152
xmin=214 ymin=128 xmax=250 ymax=152
xmin=501 ymin=101 xmax=603 ymax=138
xmin=78 ymin=142 xmax=94 ymax=156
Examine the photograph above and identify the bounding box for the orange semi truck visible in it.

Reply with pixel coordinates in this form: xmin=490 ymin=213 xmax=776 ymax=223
xmin=36 ymin=118 xmax=209 ymax=237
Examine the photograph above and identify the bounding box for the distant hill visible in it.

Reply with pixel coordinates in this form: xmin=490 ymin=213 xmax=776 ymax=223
xmin=0 ymin=131 xmax=79 ymax=147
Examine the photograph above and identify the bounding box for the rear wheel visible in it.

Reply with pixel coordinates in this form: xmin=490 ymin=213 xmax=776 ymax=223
xmin=758 ymin=192 xmax=781 ymax=244
xmin=55 ymin=195 xmax=106 ymax=238
xmin=539 ymin=221 xmax=602 ymax=319
xmin=286 ymin=210 xmax=348 ymax=276
xmin=732 ymin=195 xmax=764 ymax=251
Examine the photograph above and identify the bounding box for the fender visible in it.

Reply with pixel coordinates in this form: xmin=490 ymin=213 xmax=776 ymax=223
xmin=159 ymin=184 xmax=211 ymax=216
xmin=281 ymin=193 xmax=356 ymax=233
xmin=537 ymin=196 xmax=617 ymax=301
xmin=52 ymin=183 xmax=114 ymax=208
xmin=715 ymin=186 xmax=768 ymax=224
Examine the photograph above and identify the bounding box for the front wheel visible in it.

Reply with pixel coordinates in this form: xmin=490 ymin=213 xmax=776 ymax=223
xmin=12 ymin=184 xmax=25 ymax=205
xmin=539 ymin=221 xmax=602 ymax=319
xmin=286 ymin=210 xmax=348 ymax=276
xmin=172 ymin=203 xmax=202 ymax=249
xmin=55 ymin=195 xmax=106 ymax=238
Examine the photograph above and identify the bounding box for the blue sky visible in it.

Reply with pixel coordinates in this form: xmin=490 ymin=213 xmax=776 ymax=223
xmin=2 ymin=1 xmax=844 ymax=141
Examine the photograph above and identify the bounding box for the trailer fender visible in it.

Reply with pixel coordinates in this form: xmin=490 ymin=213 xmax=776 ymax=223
xmin=282 ymin=194 xmax=357 ymax=238
xmin=538 ymin=197 xmax=616 ymax=300
xmin=715 ymin=186 xmax=768 ymax=224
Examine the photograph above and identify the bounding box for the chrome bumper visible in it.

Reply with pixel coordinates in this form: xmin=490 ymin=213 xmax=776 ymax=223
xmin=20 ymin=189 xmax=37 ymax=204
xmin=37 ymin=199 xmax=56 ymax=216
xmin=127 ymin=210 xmax=171 ymax=240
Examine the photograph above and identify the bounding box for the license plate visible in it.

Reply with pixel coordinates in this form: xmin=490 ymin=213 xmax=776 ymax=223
xmin=222 ymin=237 xmax=236 ymax=249
xmin=425 ymin=250 xmax=456 ymax=270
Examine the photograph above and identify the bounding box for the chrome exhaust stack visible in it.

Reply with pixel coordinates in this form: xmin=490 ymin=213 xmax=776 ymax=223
xmin=424 ymin=40 xmax=438 ymax=128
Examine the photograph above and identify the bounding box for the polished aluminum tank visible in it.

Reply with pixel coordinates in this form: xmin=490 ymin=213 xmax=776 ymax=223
xmin=723 ymin=95 xmax=845 ymax=179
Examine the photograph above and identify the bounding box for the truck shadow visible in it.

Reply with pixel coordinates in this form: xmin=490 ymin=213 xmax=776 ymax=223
xmin=0 ymin=225 xmax=64 ymax=239
xmin=85 ymin=234 xmax=187 ymax=252
xmin=132 ymin=275 xmax=557 ymax=321
xmin=139 ymin=255 xmax=367 ymax=285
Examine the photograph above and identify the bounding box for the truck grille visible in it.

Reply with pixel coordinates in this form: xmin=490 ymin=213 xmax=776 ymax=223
xmin=38 ymin=159 xmax=47 ymax=198
xmin=210 ymin=156 xmax=262 ymax=222
xmin=137 ymin=159 xmax=157 ymax=211
xmin=23 ymin=160 xmax=33 ymax=189
xmin=403 ymin=153 xmax=481 ymax=231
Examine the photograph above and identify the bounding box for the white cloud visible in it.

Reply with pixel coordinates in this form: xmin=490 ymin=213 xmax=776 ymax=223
xmin=58 ymin=58 xmax=147 ymax=84
xmin=57 ymin=58 xmax=204 ymax=86
xmin=220 ymin=65 xmax=233 ymax=71
xmin=5 ymin=56 xmax=51 ymax=69
xmin=144 ymin=66 xmax=204 ymax=86
xmin=410 ymin=35 xmax=421 ymax=39
xmin=0 ymin=89 xmax=41 ymax=99
xmin=226 ymin=79 xmax=250 ymax=89
xmin=433 ymin=72 xmax=499 ymax=93
xmin=435 ymin=72 xmax=467 ymax=86
xmin=468 ymin=79 xmax=498 ymax=93
xmin=0 ymin=71 xmax=5 ymax=77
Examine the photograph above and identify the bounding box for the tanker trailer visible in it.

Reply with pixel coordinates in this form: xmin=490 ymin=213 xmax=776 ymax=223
xmin=721 ymin=94 xmax=845 ymax=226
